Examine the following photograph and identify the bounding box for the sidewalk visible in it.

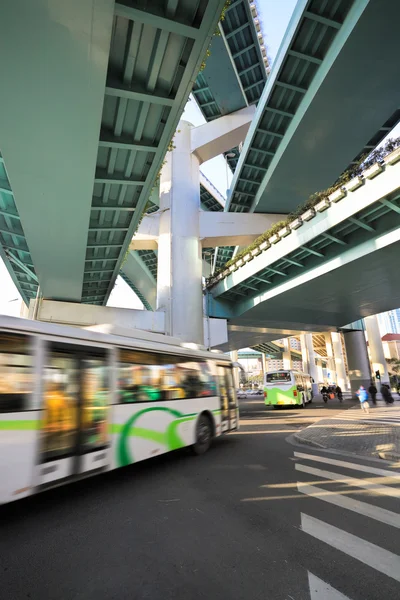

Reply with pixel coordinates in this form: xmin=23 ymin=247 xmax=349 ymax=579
xmin=295 ymin=401 xmax=400 ymax=461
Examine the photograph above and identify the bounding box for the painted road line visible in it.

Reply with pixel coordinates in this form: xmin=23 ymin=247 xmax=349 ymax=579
xmin=296 ymin=464 xmax=400 ymax=499
xmin=297 ymin=483 xmax=400 ymax=529
xmin=301 ymin=513 xmax=400 ymax=583
xmin=294 ymin=451 xmax=400 ymax=480
xmin=308 ymin=572 xmax=352 ymax=600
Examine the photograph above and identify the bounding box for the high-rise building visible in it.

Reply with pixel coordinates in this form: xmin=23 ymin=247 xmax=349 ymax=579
xmin=378 ymin=309 xmax=400 ymax=335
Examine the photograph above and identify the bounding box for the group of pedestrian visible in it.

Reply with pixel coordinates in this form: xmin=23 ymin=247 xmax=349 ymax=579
xmin=320 ymin=385 xmax=343 ymax=402
xmin=356 ymin=382 xmax=395 ymax=414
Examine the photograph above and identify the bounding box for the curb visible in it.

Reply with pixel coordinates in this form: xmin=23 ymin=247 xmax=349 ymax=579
xmin=378 ymin=451 xmax=400 ymax=462
xmin=293 ymin=433 xmax=326 ymax=449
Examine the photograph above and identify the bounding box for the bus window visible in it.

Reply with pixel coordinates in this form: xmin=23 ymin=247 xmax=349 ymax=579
xmin=118 ymin=350 xmax=216 ymax=402
xmin=81 ymin=358 xmax=109 ymax=451
xmin=0 ymin=333 xmax=32 ymax=412
xmin=41 ymin=350 xmax=79 ymax=461
xmin=266 ymin=372 xmax=291 ymax=383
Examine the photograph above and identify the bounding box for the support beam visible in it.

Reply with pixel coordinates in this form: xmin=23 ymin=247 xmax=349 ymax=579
xmin=105 ymin=79 xmax=175 ymax=107
xmin=34 ymin=299 xmax=165 ymax=333
xmin=191 ymin=105 xmax=256 ymax=164
xmin=199 ymin=211 xmax=287 ymax=248
xmin=114 ymin=2 xmax=200 ymax=40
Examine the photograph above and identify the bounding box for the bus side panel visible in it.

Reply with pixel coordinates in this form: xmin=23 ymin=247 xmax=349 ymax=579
xmin=0 ymin=412 xmax=39 ymax=504
xmin=109 ymin=397 xmax=220 ymax=469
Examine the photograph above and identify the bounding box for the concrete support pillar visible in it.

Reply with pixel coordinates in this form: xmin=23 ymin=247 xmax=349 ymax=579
xmin=300 ymin=334 xmax=310 ymax=374
xmin=316 ymin=359 xmax=325 ymax=388
xmin=331 ymin=332 xmax=348 ymax=391
xmin=157 ymin=122 xmax=203 ymax=345
xmin=282 ymin=338 xmax=292 ymax=370
xmin=261 ymin=352 xmax=267 ymax=381
xmin=230 ymin=350 xmax=240 ymax=389
xmin=364 ymin=315 xmax=390 ymax=386
xmin=343 ymin=330 xmax=371 ymax=393
xmin=324 ymin=332 xmax=337 ymax=385
xmin=302 ymin=334 xmax=319 ymax=395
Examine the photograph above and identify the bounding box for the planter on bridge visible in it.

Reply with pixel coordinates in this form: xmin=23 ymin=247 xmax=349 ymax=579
xmin=290 ymin=217 xmax=303 ymax=231
xmin=345 ymin=176 xmax=364 ymax=192
xmin=269 ymin=233 xmax=280 ymax=244
xmin=301 ymin=208 xmax=316 ymax=222
xmin=259 ymin=240 xmax=270 ymax=251
xmin=385 ymin=147 xmax=400 ymax=165
xmin=278 ymin=225 xmax=291 ymax=238
xmin=364 ymin=162 xmax=384 ymax=180
xmin=329 ymin=187 xmax=346 ymax=203
xmin=315 ymin=198 xmax=330 ymax=212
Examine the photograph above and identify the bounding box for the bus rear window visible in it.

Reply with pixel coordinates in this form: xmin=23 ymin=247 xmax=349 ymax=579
xmin=266 ymin=372 xmax=291 ymax=383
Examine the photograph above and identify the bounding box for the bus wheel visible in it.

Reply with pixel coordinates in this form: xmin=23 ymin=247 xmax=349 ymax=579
xmin=193 ymin=414 xmax=213 ymax=455
xmin=301 ymin=393 xmax=306 ymax=408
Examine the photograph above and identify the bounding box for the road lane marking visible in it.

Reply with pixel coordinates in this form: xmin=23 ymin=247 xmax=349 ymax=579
xmin=295 ymin=464 xmax=400 ymax=499
xmin=308 ymin=572 xmax=352 ymax=600
xmin=294 ymin=451 xmax=400 ymax=480
xmin=298 ymin=483 xmax=400 ymax=529
xmin=302 ymin=514 xmax=400 ymax=583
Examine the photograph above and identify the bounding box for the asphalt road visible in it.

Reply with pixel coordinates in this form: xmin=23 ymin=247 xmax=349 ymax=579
xmin=1 ymin=396 xmax=400 ymax=600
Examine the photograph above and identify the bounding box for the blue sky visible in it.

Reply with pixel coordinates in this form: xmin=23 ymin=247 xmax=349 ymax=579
xmin=0 ymin=0 xmax=398 ymax=316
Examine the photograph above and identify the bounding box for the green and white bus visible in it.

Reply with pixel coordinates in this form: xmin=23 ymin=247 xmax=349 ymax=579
xmin=264 ymin=370 xmax=313 ymax=408
xmin=0 ymin=316 xmax=238 ymax=505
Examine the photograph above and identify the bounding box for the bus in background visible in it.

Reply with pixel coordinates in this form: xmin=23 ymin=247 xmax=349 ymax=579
xmin=0 ymin=316 xmax=238 ymax=505
xmin=264 ymin=370 xmax=313 ymax=408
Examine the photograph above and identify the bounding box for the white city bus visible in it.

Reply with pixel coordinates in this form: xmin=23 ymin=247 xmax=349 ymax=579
xmin=0 ymin=316 xmax=238 ymax=505
xmin=264 ymin=370 xmax=313 ymax=408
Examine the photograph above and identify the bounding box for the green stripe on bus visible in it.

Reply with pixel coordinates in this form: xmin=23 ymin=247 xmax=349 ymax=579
xmin=0 ymin=420 xmax=41 ymax=430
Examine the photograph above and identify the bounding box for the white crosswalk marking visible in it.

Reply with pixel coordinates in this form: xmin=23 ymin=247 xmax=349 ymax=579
xmin=297 ymin=482 xmax=400 ymax=529
xmin=308 ymin=572 xmax=352 ymax=600
xmin=294 ymin=451 xmax=400 ymax=479
xmin=334 ymin=406 xmax=400 ymax=425
xmin=296 ymin=463 xmax=400 ymax=499
xmin=294 ymin=449 xmax=400 ymax=595
xmin=301 ymin=514 xmax=400 ymax=583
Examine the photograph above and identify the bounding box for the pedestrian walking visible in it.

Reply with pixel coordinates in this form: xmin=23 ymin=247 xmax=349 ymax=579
xmin=356 ymin=385 xmax=370 ymax=414
xmin=368 ymin=382 xmax=377 ymax=405
xmin=381 ymin=384 xmax=394 ymax=405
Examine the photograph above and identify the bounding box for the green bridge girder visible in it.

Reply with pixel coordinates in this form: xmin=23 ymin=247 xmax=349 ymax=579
xmin=214 ymin=0 xmax=400 ymax=270
xmin=0 ymin=0 xmax=226 ymax=307
xmin=207 ymin=154 xmax=400 ymax=337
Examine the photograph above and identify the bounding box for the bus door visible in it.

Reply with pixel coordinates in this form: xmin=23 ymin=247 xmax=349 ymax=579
xmin=217 ymin=366 xmax=238 ymax=431
xmin=0 ymin=332 xmax=36 ymax=504
xmin=34 ymin=343 xmax=110 ymax=489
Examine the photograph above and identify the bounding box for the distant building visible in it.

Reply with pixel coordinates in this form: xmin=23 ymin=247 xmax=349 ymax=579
xmin=382 ymin=334 xmax=400 ymax=360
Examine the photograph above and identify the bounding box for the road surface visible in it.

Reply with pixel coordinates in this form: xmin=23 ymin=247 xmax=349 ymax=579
xmin=1 ymin=397 xmax=399 ymax=599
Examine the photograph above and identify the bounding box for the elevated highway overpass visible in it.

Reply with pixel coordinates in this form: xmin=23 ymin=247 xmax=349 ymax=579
xmin=206 ymin=148 xmax=400 ymax=350
xmin=214 ymin=0 xmax=400 ymax=270
xmin=0 ymin=0 xmax=226 ymax=306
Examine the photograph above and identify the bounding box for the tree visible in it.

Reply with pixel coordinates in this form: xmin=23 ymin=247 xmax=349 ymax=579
xmin=386 ymin=358 xmax=400 ymax=375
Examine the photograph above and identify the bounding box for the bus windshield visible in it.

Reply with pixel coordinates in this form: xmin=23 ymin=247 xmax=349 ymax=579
xmin=266 ymin=372 xmax=291 ymax=383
